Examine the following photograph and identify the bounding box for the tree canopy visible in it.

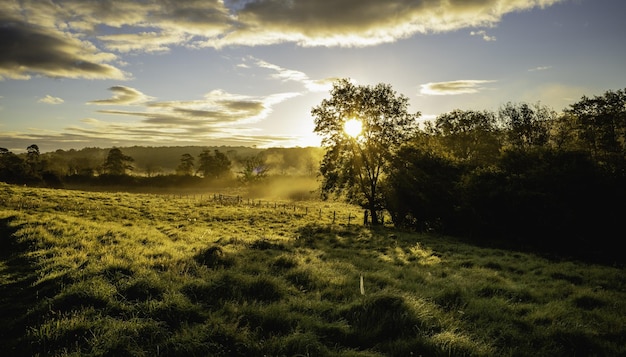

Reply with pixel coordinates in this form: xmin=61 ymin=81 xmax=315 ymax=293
xmin=102 ymin=148 xmax=134 ymax=175
xmin=312 ymin=78 xmax=420 ymax=225
xmin=198 ymin=149 xmax=232 ymax=179
xmin=176 ymin=153 xmax=195 ymax=176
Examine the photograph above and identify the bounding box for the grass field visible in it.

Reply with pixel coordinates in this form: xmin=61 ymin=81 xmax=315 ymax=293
xmin=1 ymin=182 xmax=624 ymax=356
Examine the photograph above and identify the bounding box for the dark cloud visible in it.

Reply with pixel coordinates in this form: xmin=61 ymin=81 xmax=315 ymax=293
xmin=0 ymin=18 xmax=126 ymax=80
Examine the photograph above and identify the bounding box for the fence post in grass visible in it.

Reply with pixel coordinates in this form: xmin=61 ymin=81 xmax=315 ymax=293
xmin=348 ymin=213 xmax=352 ymax=225
xmin=333 ymin=211 xmax=336 ymax=224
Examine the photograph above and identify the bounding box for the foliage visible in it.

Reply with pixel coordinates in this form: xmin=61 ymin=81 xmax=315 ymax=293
xmin=563 ymin=88 xmax=626 ymax=168
xmin=312 ymin=78 xmax=420 ymax=225
xmin=498 ymin=102 xmax=555 ymax=150
xmin=0 ymin=146 xmax=63 ymax=187
xmin=1 ymin=183 xmax=625 ymax=356
xmin=424 ymin=109 xmax=501 ymax=166
xmin=238 ymin=154 xmax=269 ymax=183
xmin=384 ymin=90 xmax=625 ymax=263
xmin=198 ymin=149 xmax=232 ymax=179
xmin=102 ymin=148 xmax=134 ymax=175
xmin=0 ymin=148 xmax=28 ymax=184
xmin=385 ymin=143 xmax=463 ymax=234
xmin=176 ymin=153 xmax=195 ymax=176
xmin=25 ymin=144 xmax=42 ymax=178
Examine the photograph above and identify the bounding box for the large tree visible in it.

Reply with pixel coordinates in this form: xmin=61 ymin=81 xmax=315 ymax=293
xmin=425 ymin=109 xmax=501 ymax=166
xmin=238 ymin=154 xmax=268 ymax=183
xmin=26 ymin=144 xmax=41 ymax=176
xmin=176 ymin=153 xmax=195 ymax=176
xmin=102 ymin=148 xmax=134 ymax=175
xmin=198 ymin=149 xmax=232 ymax=179
xmin=498 ymin=102 xmax=555 ymax=150
xmin=564 ymin=88 xmax=626 ymax=166
xmin=312 ymin=79 xmax=420 ymax=225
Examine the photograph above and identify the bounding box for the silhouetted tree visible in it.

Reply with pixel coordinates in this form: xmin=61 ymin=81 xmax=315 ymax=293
xmin=26 ymin=144 xmax=42 ymax=178
xmin=176 ymin=153 xmax=195 ymax=176
xmin=312 ymin=79 xmax=420 ymax=225
xmin=238 ymin=154 xmax=268 ymax=183
xmin=102 ymin=148 xmax=134 ymax=175
xmin=425 ymin=109 xmax=501 ymax=166
xmin=564 ymin=88 xmax=626 ymax=168
xmin=498 ymin=102 xmax=554 ymax=150
xmin=198 ymin=149 xmax=232 ymax=179
xmin=0 ymin=148 xmax=27 ymax=184
xmin=385 ymin=141 xmax=462 ymax=233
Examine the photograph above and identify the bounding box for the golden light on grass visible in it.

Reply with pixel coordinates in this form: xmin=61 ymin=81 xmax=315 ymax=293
xmin=344 ymin=118 xmax=362 ymax=138
xmin=2 ymin=183 xmax=624 ymax=357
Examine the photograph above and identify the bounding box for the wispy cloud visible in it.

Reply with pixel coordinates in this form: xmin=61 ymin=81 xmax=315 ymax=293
xmin=38 ymin=95 xmax=64 ymax=105
xmin=88 ymin=86 xmax=154 ymax=105
xmin=420 ymin=80 xmax=497 ymax=95
xmin=529 ymin=66 xmax=553 ymax=72
xmin=1 ymin=0 xmax=565 ymax=80
xmin=470 ymin=30 xmax=496 ymax=41
xmin=67 ymin=87 xmax=301 ymax=147
xmin=246 ymin=57 xmax=338 ymax=92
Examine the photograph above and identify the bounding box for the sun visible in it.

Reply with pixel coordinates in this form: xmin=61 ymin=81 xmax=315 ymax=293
xmin=344 ymin=118 xmax=362 ymax=138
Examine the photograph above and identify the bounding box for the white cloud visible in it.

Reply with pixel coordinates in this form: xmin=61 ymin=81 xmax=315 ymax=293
xmin=248 ymin=57 xmax=335 ymax=92
xmin=97 ymin=31 xmax=191 ymax=53
xmin=38 ymin=95 xmax=65 ymax=104
xmin=420 ymin=80 xmax=497 ymax=95
xmin=470 ymin=30 xmax=496 ymax=41
xmin=529 ymin=66 xmax=553 ymax=72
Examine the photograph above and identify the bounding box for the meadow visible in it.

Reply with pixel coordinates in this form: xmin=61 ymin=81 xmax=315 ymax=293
xmin=0 ymin=182 xmax=624 ymax=356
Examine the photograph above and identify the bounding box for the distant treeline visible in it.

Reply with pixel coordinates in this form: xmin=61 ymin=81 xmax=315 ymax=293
xmin=0 ymin=145 xmax=324 ymax=188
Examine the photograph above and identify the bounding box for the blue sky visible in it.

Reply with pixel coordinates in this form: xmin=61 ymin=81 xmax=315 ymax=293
xmin=1 ymin=0 xmax=625 ymax=153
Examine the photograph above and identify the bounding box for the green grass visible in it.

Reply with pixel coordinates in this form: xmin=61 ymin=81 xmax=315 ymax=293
xmin=1 ymin=182 xmax=624 ymax=356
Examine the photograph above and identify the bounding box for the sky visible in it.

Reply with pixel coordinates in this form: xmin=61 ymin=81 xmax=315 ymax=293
xmin=1 ymin=0 xmax=625 ymax=153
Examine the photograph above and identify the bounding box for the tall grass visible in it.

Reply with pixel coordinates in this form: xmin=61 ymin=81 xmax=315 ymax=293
xmin=1 ymin=182 xmax=624 ymax=356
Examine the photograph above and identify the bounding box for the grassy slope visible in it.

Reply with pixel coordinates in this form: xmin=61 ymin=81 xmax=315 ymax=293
xmin=0 ymin=182 xmax=624 ymax=356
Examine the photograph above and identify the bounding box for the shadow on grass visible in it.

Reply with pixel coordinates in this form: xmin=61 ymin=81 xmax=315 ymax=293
xmin=0 ymin=215 xmax=66 ymax=355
